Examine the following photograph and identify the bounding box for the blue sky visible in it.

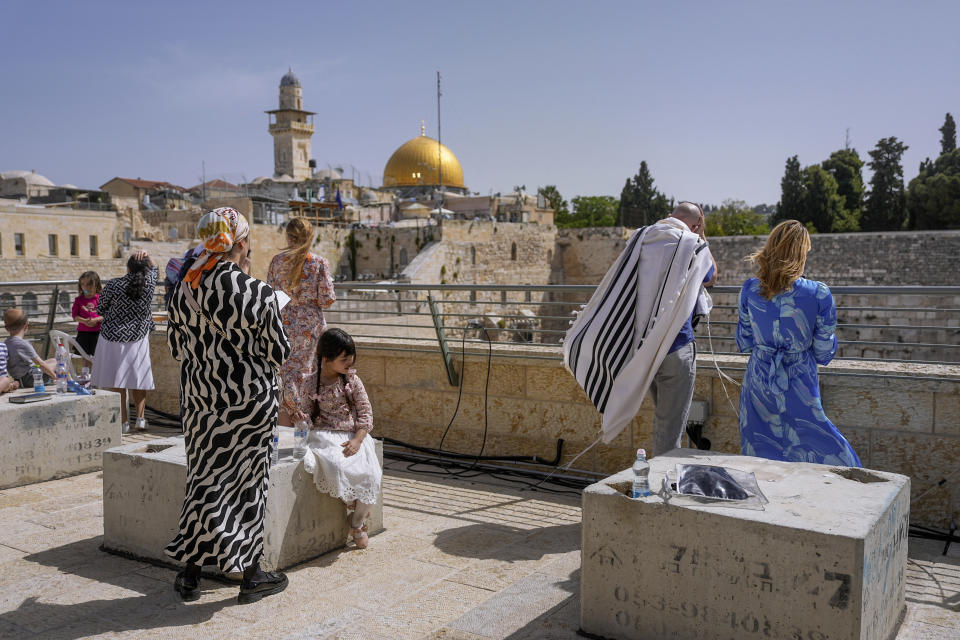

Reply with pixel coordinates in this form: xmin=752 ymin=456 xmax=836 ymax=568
xmin=3 ymin=1 xmax=958 ymax=206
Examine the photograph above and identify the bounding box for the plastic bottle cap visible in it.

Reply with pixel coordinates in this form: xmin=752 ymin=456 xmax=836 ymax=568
xmin=637 ymin=448 xmax=646 ymax=457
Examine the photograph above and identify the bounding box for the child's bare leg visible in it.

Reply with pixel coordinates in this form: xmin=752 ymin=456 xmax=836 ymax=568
xmin=350 ymin=502 xmax=372 ymax=529
xmin=349 ymin=502 xmax=372 ymax=549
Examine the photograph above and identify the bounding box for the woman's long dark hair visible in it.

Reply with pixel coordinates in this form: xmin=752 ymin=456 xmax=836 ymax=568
xmin=125 ymin=255 xmax=151 ymax=300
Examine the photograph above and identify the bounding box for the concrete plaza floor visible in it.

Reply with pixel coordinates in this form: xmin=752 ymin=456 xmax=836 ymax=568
xmin=0 ymin=429 xmax=957 ymax=639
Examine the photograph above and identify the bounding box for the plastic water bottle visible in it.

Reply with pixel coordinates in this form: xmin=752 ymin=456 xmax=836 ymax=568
xmin=55 ymin=340 xmax=69 ymax=394
xmin=632 ymin=448 xmax=651 ymax=498
xmin=271 ymin=423 xmax=280 ymax=466
xmin=78 ymin=367 xmax=91 ymax=390
xmin=55 ymin=363 xmax=69 ymax=394
xmin=292 ymin=420 xmax=310 ymax=460
xmin=32 ymin=365 xmax=45 ymax=393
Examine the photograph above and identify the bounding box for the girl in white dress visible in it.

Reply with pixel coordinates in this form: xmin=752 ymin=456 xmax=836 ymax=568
xmin=299 ymin=328 xmax=381 ymax=549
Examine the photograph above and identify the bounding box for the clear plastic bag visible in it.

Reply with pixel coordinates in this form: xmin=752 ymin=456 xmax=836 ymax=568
xmin=658 ymin=464 xmax=769 ymax=510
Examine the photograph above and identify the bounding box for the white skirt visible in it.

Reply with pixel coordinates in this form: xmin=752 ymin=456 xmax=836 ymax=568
xmin=302 ymin=430 xmax=381 ymax=506
xmin=91 ymin=334 xmax=155 ymax=390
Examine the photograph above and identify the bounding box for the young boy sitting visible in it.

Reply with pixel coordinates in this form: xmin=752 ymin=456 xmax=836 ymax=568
xmin=0 ymin=342 xmax=20 ymax=394
xmin=3 ymin=308 xmax=57 ymax=389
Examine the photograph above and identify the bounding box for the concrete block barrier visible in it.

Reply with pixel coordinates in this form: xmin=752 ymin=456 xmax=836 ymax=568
xmin=102 ymin=428 xmax=384 ymax=571
xmin=0 ymin=389 xmax=121 ymax=489
xmin=581 ymin=449 xmax=909 ymax=640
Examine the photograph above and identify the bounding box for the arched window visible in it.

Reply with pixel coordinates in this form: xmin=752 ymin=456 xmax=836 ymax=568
xmin=471 ymin=246 xmax=476 ymax=265
xmin=469 ymin=290 xmax=477 ymax=303
xmin=399 ymin=247 xmax=408 ymax=266
xmin=0 ymin=293 xmax=14 ymax=310
xmin=510 ymin=242 xmax=517 ymax=261
xmin=21 ymin=292 xmax=38 ymax=315
xmin=59 ymin=291 xmax=72 ymax=313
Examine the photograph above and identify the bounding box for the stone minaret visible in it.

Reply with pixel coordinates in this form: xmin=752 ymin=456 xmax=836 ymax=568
xmin=266 ymin=69 xmax=315 ymax=180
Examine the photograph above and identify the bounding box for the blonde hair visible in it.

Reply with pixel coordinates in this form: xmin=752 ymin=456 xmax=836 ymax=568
xmin=284 ymin=217 xmax=314 ymax=289
xmin=748 ymin=220 xmax=811 ymax=300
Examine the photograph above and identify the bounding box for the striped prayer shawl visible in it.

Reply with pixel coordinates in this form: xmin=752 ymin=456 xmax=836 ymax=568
xmin=564 ymin=218 xmax=714 ymax=443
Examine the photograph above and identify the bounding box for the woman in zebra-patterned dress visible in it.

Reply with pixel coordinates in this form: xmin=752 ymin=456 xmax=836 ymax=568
xmin=164 ymin=207 xmax=291 ymax=604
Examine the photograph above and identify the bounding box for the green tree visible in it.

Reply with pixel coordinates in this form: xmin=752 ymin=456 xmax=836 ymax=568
xmin=906 ymin=148 xmax=960 ymax=229
xmin=863 ymin=137 xmax=909 ymax=231
xmin=940 ymin=113 xmax=956 ymax=155
xmin=821 ymin=148 xmax=864 ymax=231
xmin=561 ymin=196 xmax=619 ymax=228
xmin=801 ymin=165 xmax=845 ymax=233
xmin=537 ymin=185 xmax=569 ymax=221
xmin=704 ymin=199 xmax=769 ymax=236
xmin=775 ymin=155 xmax=804 ymax=224
xmin=617 ymin=161 xmax=671 ymax=227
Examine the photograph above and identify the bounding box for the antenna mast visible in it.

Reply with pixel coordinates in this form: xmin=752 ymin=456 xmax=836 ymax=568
xmin=437 ymin=70 xmax=443 ymax=207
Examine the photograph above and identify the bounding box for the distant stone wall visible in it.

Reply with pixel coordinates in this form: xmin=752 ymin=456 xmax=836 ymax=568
xmin=707 ymin=230 xmax=960 ymax=287
xmin=552 ymin=227 xmax=630 ymax=285
xmin=432 ymin=220 xmax=556 ymax=286
xmin=248 ymin=223 xmax=425 ymax=282
xmin=553 ymin=228 xmax=960 ymax=287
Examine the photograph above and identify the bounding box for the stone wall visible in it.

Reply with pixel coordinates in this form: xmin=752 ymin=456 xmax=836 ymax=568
xmin=554 ymin=227 xmax=960 ymax=288
xmin=144 ymin=332 xmax=960 ymax=529
xmin=708 ymin=230 xmax=960 ymax=286
xmin=437 ymin=220 xmax=556 ymax=286
xmin=552 ymin=227 xmax=630 ymax=285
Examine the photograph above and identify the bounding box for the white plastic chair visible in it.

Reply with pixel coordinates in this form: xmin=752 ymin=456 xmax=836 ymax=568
xmin=48 ymin=330 xmax=94 ymax=379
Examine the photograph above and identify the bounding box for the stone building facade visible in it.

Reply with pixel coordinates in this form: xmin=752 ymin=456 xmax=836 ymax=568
xmin=0 ymin=204 xmax=118 ymax=266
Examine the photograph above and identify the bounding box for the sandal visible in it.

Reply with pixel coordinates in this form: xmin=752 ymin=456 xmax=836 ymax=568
xmin=350 ymin=524 xmax=369 ymax=549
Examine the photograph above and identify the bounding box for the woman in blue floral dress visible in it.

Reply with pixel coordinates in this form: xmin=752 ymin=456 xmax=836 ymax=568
xmin=736 ymin=220 xmax=861 ymax=466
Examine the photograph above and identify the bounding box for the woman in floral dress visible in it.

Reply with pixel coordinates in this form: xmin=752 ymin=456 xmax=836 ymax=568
xmin=267 ymin=217 xmax=336 ymax=425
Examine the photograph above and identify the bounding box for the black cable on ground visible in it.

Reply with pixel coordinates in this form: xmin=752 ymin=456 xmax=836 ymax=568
xmin=383 ymin=450 xmax=587 ymax=496
xmin=144 ymin=405 xmax=182 ymax=430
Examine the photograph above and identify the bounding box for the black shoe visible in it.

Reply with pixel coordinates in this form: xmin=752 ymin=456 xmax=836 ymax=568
xmin=237 ymin=570 xmax=288 ymax=605
xmin=174 ymin=572 xmax=201 ymax=602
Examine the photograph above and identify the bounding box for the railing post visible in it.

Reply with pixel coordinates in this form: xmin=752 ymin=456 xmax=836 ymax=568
xmin=428 ymin=293 xmax=459 ymax=386
xmin=43 ymin=286 xmax=59 ymax=357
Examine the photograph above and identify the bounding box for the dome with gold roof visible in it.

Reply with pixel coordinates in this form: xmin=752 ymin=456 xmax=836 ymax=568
xmin=382 ymin=124 xmax=466 ymax=191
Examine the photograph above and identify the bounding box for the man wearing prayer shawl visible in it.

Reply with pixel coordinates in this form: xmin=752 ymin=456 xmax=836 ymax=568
xmin=564 ymin=202 xmax=716 ymax=453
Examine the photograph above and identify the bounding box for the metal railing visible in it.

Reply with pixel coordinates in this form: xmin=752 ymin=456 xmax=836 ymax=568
xmin=0 ymin=280 xmax=167 ymax=357
xmin=3 ymin=280 xmax=958 ymax=377
xmin=322 ymin=282 xmax=960 ymax=385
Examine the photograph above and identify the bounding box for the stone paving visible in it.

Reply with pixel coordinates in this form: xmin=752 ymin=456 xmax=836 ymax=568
xmin=0 ymin=429 xmax=956 ymax=639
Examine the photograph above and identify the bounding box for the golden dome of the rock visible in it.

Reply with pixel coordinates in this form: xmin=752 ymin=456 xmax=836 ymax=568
xmin=382 ymin=129 xmax=465 ymax=189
